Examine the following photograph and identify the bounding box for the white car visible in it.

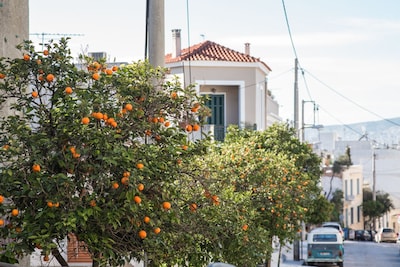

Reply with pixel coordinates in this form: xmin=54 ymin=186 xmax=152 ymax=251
xmin=375 ymin=227 xmax=397 ymax=243
xmin=322 ymin=222 xmax=345 ymax=242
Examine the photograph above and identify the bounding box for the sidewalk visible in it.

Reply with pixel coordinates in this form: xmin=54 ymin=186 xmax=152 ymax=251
xmin=270 ymin=241 xmax=307 ymax=267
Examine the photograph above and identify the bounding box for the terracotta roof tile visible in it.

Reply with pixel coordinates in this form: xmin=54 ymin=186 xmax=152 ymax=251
xmin=165 ymin=40 xmax=271 ymax=71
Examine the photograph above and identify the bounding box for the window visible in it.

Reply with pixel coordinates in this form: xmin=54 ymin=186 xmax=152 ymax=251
xmin=350 ymin=207 xmax=354 ymax=224
xmin=357 ymin=178 xmax=360 ymax=195
xmin=313 ymin=234 xmax=337 ymax=242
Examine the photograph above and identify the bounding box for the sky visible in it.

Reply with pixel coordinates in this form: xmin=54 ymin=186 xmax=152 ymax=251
xmin=29 ymin=0 xmax=400 ymax=127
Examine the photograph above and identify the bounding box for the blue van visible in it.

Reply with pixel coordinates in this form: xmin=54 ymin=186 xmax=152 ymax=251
xmin=305 ymin=227 xmax=344 ymax=267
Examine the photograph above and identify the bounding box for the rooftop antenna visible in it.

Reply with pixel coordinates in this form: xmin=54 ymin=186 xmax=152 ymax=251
xmin=30 ymin=32 xmax=84 ymax=49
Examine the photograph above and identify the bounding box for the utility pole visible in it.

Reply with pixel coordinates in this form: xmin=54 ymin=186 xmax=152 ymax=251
xmin=294 ymin=58 xmax=299 ymax=137
xmin=372 ymin=151 xmax=376 ymax=201
xmin=147 ymin=0 xmax=165 ymax=68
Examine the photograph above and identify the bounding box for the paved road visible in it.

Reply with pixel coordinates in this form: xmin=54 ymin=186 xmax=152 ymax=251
xmin=271 ymin=240 xmax=400 ymax=267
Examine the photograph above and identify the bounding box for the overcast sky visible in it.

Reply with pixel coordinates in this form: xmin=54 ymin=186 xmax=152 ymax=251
xmin=29 ymin=0 xmax=400 ymax=127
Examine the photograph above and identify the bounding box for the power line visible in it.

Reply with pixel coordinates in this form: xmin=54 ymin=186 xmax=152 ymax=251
xmin=281 ymin=0 xmax=298 ymax=60
xmin=303 ymin=69 xmax=400 ymax=127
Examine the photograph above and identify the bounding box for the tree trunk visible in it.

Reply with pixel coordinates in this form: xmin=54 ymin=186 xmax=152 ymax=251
xmin=51 ymin=248 xmax=69 ymax=267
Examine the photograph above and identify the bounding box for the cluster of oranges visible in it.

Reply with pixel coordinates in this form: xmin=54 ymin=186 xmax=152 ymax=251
xmin=87 ymin=62 xmax=118 ymax=81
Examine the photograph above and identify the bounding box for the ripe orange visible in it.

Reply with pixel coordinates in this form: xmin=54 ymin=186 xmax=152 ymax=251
xmin=125 ymin=103 xmax=133 ymax=111
xmin=92 ymin=112 xmax=104 ymax=120
xmin=153 ymin=227 xmax=161 ymax=234
xmin=38 ymin=75 xmax=44 ymax=82
xmin=136 ymin=163 xmax=144 ymax=170
xmin=192 ymin=124 xmax=200 ymax=131
xmin=137 ymin=183 xmax=144 ymax=191
xmin=170 ymin=91 xmax=177 ymax=99
xmin=158 ymin=117 xmax=165 ymax=123
xmin=11 ymin=209 xmax=19 ymax=217
xmin=0 ymin=219 xmax=4 ymax=227
xmin=65 ymin=87 xmax=73 ymax=94
xmin=138 ymin=230 xmax=147 ymax=239
xmin=0 ymin=195 xmax=4 ymax=204
xmin=185 ymin=125 xmax=193 ymax=132
xmin=162 ymin=201 xmax=171 ymax=210
xmin=92 ymin=72 xmax=100 ymax=80
xmin=43 ymin=50 xmax=49 ymax=56
xmin=143 ymin=216 xmax=150 ymax=224
xmin=134 ymin=195 xmax=142 ymax=204
xmin=0 ymin=73 xmax=5 ymax=79
xmin=23 ymin=54 xmax=30 ymax=61
xmin=123 ymin=171 xmax=130 ymax=177
xmin=81 ymin=117 xmax=90 ymax=125
xmin=145 ymin=129 xmax=152 ymax=136
xmin=31 ymin=91 xmax=39 ymax=98
xmin=182 ymin=145 xmax=188 ymax=151
xmin=112 ymin=182 xmax=119 ymax=189
xmin=32 ymin=164 xmax=41 ymax=173
xmin=54 ymin=202 xmax=60 ymax=208
xmin=90 ymin=200 xmax=96 ymax=207
xmin=105 ymin=69 xmax=113 ymax=75
xmin=47 ymin=201 xmax=53 ymax=208
xmin=164 ymin=121 xmax=170 ymax=127
xmin=191 ymin=107 xmax=198 ymax=113
xmin=112 ymin=65 xmax=118 ymax=71
xmin=151 ymin=117 xmax=158 ymax=123
xmin=46 ymin=74 xmax=55 ymax=82
xmin=121 ymin=176 xmax=129 ymax=185
xmin=92 ymin=62 xmax=101 ymax=70
xmin=242 ymin=224 xmax=249 ymax=231
xmin=189 ymin=203 xmax=197 ymax=212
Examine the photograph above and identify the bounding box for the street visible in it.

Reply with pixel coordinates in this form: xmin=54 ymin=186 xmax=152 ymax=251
xmin=343 ymin=240 xmax=399 ymax=267
xmin=273 ymin=240 xmax=400 ymax=267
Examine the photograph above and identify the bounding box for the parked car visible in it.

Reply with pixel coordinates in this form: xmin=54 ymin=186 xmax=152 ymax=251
xmin=354 ymin=230 xmax=371 ymax=241
xmin=322 ymin=222 xmax=344 ymax=242
xmin=375 ymin=227 xmax=397 ymax=243
xmin=305 ymin=227 xmax=344 ymax=267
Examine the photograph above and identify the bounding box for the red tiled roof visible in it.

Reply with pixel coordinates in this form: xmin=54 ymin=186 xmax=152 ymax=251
xmin=165 ymin=40 xmax=271 ymax=71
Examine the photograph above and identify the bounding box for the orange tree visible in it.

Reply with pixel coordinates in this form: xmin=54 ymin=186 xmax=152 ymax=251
xmin=188 ymin=124 xmax=323 ymax=266
xmin=0 ymin=39 xmax=211 ymax=266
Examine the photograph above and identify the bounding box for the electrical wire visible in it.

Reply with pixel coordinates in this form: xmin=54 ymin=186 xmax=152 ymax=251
xmin=303 ymin=69 xmax=400 ymax=127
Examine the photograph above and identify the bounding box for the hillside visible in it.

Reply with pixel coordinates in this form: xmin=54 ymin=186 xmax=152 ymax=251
xmin=307 ymin=117 xmax=400 ymax=147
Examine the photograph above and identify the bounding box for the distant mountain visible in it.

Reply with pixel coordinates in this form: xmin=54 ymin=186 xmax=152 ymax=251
xmin=306 ymin=117 xmax=400 ymax=147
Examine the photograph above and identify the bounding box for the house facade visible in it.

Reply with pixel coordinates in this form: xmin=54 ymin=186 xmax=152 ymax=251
xmin=321 ymin=164 xmax=364 ymax=231
xmin=165 ymin=29 xmax=280 ymax=140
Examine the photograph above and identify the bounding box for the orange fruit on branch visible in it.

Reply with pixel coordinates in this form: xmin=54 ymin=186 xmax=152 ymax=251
xmin=162 ymin=201 xmax=171 ymax=210
xmin=153 ymin=227 xmax=161 ymax=234
xmin=23 ymin=54 xmax=30 ymax=61
xmin=136 ymin=163 xmax=144 ymax=170
xmin=31 ymin=91 xmax=39 ymax=98
xmin=112 ymin=182 xmax=119 ymax=189
xmin=138 ymin=230 xmax=147 ymax=239
xmin=125 ymin=103 xmax=133 ymax=111
xmin=65 ymin=87 xmax=73 ymax=94
xmin=32 ymin=164 xmax=41 ymax=173
xmin=137 ymin=183 xmax=144 ymax=191
xmin=0 ymin=195 xmax=4 ymax=204
xmin=0 ymin=73 xmax=5 ymax=79
xmin=43 ymin=50 xmax=49 ymax=56
xmin=92 ymin=73 xmax=100 ymax=80
xmin=143 ymin=216 xmax=150 ymax=224
xmin=81 ymin=117 xmax=90 ymax=125
xmin=46 ymin=74 xmax=55 ymax=82
xmin=11 ymin=209 xmax=19 ymax=217
xmin=134 ymin=196 xmax=142 ymax=204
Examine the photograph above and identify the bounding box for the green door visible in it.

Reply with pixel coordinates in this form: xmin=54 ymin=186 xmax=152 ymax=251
xmin=205 ymin=94 xmax=225 ymax=141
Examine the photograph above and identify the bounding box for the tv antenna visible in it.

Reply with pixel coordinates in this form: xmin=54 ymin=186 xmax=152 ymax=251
xmin=30 ymin=32 xmax=84 ymax=49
